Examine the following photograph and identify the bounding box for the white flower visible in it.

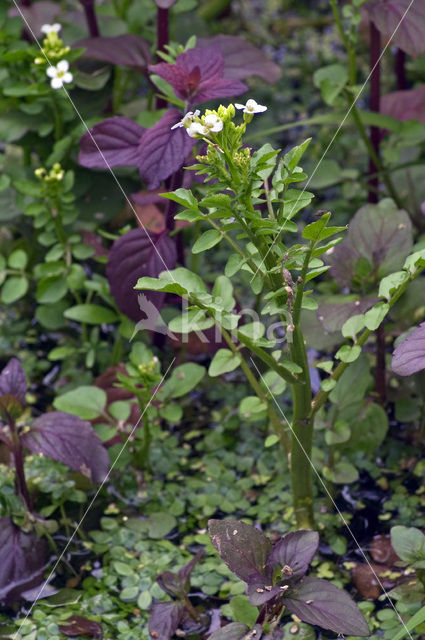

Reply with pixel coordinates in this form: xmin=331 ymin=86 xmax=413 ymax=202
xmin=41 ymin=23 xmax=61 ymax=34
xmin=171 ymin=110 xmax=200 ymax=130
xmin=203 ymin=114 xmax=223 ymax=133
xmin=187 ymin=122 xmax=208 ymax=138
xmin=235 ymin=99 xmax=267 ymax=114
xmin=46 ymin=60 xmax=73 ymax=89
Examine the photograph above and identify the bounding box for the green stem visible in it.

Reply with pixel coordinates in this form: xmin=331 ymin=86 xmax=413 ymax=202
xmin=330 ymin=0 xmax=356 ymax=84
xmin=289 ymin=325 xmax=314 ymax=528
xmin=51 ymin=96 xmax=63 ymax=141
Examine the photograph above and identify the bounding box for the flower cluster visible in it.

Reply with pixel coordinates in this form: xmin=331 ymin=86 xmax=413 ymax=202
xmin=35 ymin=163 xmax=65 ymax=183
xmin=34 ymin=24 xmax=73 ymax=89
xmin=171 ymin=99 xmax=267 ymax=140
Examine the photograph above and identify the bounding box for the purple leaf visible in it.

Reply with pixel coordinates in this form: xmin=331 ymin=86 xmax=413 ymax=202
xmin=266 ymin=530 xmax=319 ymax=583
xmin=106 ymin=228 xmax=177 ymax=322
xmin=137 ymin=109 xmax=195 ymax=189
xmin=154 ymin=0 xmax=179 ymax=6
xmin=317 ymin=297 xmax=378 ymax=332
xmin=247 ymin=575 xmax=283 ymax=606
xmin=0 ymin=517 xmax=48 ymax=603
xmin=76 ymin=35 xmax=151 ymax=71
xmin=177 ymin=549 xmax=204 ymax=587
xmin=149 ymin=602 xmax=184 ymax=640
xmin=381 ymin=85 xmax=425 ymax=125
xmin=208 ymin=519 xmax=271 ymax=583
xmin=157 ymin=571 xmax=185 ymax=598
xmin=197 ymin=35 xmax=282 ymax=84
xmin=79 ymin=116 xmax=145 ymax=169
xmin=0 ymin=358 xmax=27 ymax=404
xmin=328 ymin=202 xmax=412 ymax=288
xmin=284 ymin=576 xmax=370 ymax=636
xmin=208 ymin=622 xmax=251 ymax=640
xmin=59 ymin=616 xmax=103 ymax=638
xmin=392 ymin=322 xmax=425 ymax=376
xmin=149 ymin=48 xmax=247 ymax=105
xmin=21 ymin=412 xmax=109 ymax=483
xmin=363 ymin=0 xmax=425 ymax=57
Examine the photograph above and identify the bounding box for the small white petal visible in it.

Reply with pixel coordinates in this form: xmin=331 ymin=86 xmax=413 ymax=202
xmin=56 ymin=60 xmax=69 ymax=72
xmin=46 ymin=66 xmax=57 ymax=78
xmin=187 ymin=122 xmax=207 ymax=138
xmin=234 ymin=103 xmax=245 ymax=110
xmin=62 ymin=72 xmax=73 ymax=84
xmin=51 ymin=77 xmax=63 ymax=89
xmin=204 ymin=114 xmax=223 ymax=132
xmin=41 ymin=23 xmax=61 ymax=33
xmin=52 ymin=23 xmax=61 ymax=32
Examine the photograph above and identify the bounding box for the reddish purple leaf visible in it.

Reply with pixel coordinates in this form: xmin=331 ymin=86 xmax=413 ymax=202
xmin=106 ymin=229 xmax=177 ymax=321
xmin=328 ymin=202 xmax=412 ymax=288
xmin=177 ymin=550 xmax=204 ymax=587
xmin=149 ymin=602 xmax=184 ymax=640
xmin=363 ymin=0 xmax=425 ymax=57
xmin=266 ymin=530 xmax=319 ymax=583
xmin=59 ymin=616 xmax=102 ymax=638
xmin=392 ymin=322 xmax=425 ymax=376
xmin=0 ymin=358 xmax=27 ymax=404
xmin=197 ymin=35 xmax=282 ymax=84
xmin=149 ymin=48 xmax=247 ymax=105
xmin=9 ymin=1 xmax=60 ymax=36
xmin=381 ymin=85 xmax=425 ymax=125
xmin=0 ymin=517 xmax=48 ymax=603
xmin=79 ymin=116 xmax=145 ymax=169
xmin=284 ymin=576 xmax=370 ymax=636
xmin=247 ymin=575 xmax=283 ymax=606
xmin=208 ymin=622 xmax=251 ymax=640
xmin=76 ymin=35 xmax=151 ymax=71
xmin=208 ymin=519 xmax=271 ymax=583
xmin=317 ymin=297 xmax=378 ymax=332
xmin=21 ymin=412 xmax=109 ymax=483
xmin=137 ymin=109 xmax=195 ymax=189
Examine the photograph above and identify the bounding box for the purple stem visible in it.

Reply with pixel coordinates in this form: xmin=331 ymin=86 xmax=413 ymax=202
xmin=395 ymin=48 xmax=407 ymax=90
xmin=79 ymin=0 xmax=100 ymax=37
xmin=369 ymin=22 xmax=386 ymax=405
xmin=155 ymin=8 xmax=169 ymax=110
xmin=368 ymin=21 xmax=380 ymax=204
xmin=9 ymin=421 xmax=32 ymax=511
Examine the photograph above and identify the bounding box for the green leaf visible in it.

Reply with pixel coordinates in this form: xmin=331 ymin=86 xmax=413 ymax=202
xmin=159 ymin=403 xmax=183 ymax=423
xmin=265 ymin=434 xmax=280 ymax=448
xmin=342 ymin=314 xmax=365 ymax=339
xmin=8 ymin=249 xmax=27 ymax=269
xmin=391 ymin=604 xmax=425 ymax=640
xmin=192 ymin=229 xmax=222 ymax=254
xmin=335 ymin=344 xmax=361 ymax=363
xmin=212 ymin=275 xmax=234 ymax=311
xmin=36 ymin=301 xmax=68 ymax=330
xmin=323 ymin=461 xmax=358 ymax=484
xmin=283 ymin=138 xmax=311 ymax=172
xmin=36 ymin=275 xmax=68 ymax=304
xmin=168 ymin=308 xmax=214 ymax=333
xmin=403 ymin=248 xmax=425 ymax=275
xmin=363 ymin=301 xmax=389 ymax=330
xmin=53 ymin=386 xmax=107 ymax=420
xmin=391 ymin=526 xmax=425 ymax=566
xmin=146 ymin=512 xmax=177 ymax=538
xmin=238 ymin=396 xmax=267 ymax=421
xmin=225 ymin=253 xmax=245 ymax=277
xmin=227 ymin=595 xmax=258 ymax=627
xmin=159 ymin=363 xmax=205 ymax=399
xmin=313 ymin=63 xmax=348 ymax=105
xmin=120 ymin=586 xmax=139 ymax=601
xmin=302 ymin=212 xmax=331 ymax=241
xmin=113 ymin=561 xmax=134 ymax=576
xmin=378 ymin=270 xmax=409 ymax=300
xmin=325 ymin=420 xmax=351 ymax=445
xmin=237 ymin=322 xmax=265 ymax=341
xmin=161 ymin=188 xmax=198 ymax=209
xmin=1 ymin=276 xmax=28 ymax=303
xmin=64 ymin=304 xmax=117 ymax=324
xmin=135 ymin=267 xmax=206 ymax=297
xmin=209 ymin=349 xmax=241 ymax=377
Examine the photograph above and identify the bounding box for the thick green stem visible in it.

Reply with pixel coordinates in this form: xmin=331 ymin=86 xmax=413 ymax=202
xmin=289 ymin=325 xmax=314 ymax=528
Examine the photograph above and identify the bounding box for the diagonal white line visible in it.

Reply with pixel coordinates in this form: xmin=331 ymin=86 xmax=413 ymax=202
xmin=250 ymin=357 xmax=413 ymax=639
xmin=251 ymin=0 xmax=416 ymax=283
xmin=11 ymin=0 xmax=175 ymax=279
xmin=12 ymin=358 xmax=176 ymax=640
